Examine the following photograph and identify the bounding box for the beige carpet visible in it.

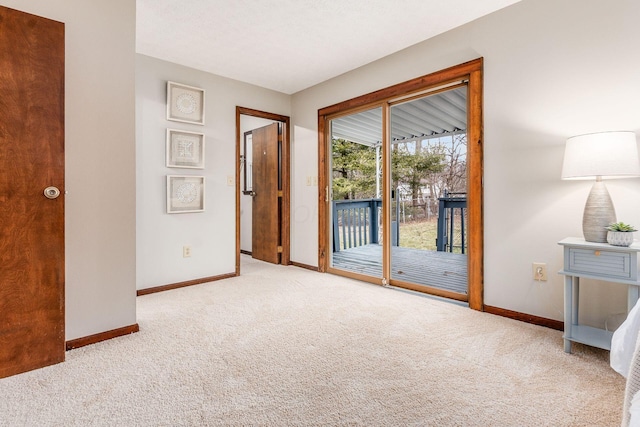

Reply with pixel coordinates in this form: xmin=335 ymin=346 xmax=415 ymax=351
xmin=0 ymin=256 xmax=625 ymax=426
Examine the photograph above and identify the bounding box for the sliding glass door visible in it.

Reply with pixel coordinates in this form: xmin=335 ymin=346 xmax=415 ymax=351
xmin=319 ymin=59 xmax=483 ymax=308
xmin=326 ymin=85 xmax=469 ymax=301
xmin=389 ymin=86 xmax=468 ymax=298
xmin=329 ymin=107 xmax=383 ymax=280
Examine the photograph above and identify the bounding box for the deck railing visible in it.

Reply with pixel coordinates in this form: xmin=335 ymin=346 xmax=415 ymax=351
xmin=436 ymin=192 xmax=467 ymax=253
xmin=332 ymin=198 xmax=401 ymax=252
xmin=332 ymin=199 xmax=381 ymax=252
xmin=333 ymin=194 xmax=466 ymax=253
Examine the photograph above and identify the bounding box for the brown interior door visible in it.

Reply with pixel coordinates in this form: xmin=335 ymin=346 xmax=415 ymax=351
xmin=252 ymin=123 xmax=281 ymax=264
xmin=0 ymin=6 xmax=65 ymax=378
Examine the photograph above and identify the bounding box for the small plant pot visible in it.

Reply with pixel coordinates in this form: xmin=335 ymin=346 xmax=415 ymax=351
xmin=606 ymin=231 xmax=635 ymax=247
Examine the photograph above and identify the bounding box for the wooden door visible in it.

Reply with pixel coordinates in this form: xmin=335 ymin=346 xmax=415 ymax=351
xmin=0 ymin=6 xmax=65 ymax=378
xmin=252 ymin=123 xmax=280 ymax=264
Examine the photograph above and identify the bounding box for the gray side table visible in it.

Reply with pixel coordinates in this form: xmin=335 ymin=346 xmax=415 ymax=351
xmin=558 ymin=237 xmax=640 ymax=353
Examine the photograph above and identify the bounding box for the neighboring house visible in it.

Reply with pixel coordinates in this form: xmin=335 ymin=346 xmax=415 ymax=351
xmin=2 ymin=0 xmax=640 ymax=353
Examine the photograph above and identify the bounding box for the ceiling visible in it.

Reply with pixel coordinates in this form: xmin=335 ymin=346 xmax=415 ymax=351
xmin=136 ymin=0 xmax=521 ymax=95
xmin=332 ymin=86 xmax=467 ymax=146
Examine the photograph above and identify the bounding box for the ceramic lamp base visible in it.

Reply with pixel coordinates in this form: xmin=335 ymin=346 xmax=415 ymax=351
xmin=582 ymin=179 xmax=616 ymax=243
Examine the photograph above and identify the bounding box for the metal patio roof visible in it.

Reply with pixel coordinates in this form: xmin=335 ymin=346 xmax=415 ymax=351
xmin=331 ymin=86 xmax=467 ymax=146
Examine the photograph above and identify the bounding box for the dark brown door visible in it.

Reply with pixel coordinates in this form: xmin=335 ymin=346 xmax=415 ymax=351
xmin=252 ymin=123 xmax=280 ymax=264
xmin=0 ymin=6 xmax=65 ymax=378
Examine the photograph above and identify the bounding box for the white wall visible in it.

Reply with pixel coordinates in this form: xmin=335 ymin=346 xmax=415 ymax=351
xmin=291 ymin=0 xmax=640 ymax=327
xmin=0 ymin=0 xmax=137 ymax=340
xmin=136 ymin=55 xmax=290 ymax=289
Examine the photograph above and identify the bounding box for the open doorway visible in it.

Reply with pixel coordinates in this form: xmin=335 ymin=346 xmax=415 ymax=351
xmin=235 ymin=107 xmax=291 ymax=274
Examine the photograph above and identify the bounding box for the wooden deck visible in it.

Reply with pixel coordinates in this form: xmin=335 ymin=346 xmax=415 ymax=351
xmin=331 ymin=244 xmax=467 ymax=295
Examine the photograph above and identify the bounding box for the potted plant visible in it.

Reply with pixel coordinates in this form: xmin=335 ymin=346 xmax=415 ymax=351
xmin=606 ymin=222 xmax=637 ymax=247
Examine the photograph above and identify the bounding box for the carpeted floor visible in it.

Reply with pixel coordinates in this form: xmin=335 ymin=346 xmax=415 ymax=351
xmin=0 ymin=256 xmax=626 ymax=426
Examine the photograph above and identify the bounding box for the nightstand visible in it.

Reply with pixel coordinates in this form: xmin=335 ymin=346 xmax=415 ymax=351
xmin=558 ymin=237 xmax=640 ymax=353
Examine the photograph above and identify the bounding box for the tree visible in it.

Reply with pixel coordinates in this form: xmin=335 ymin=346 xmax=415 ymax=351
xmin=392 ymin=142 xmax=445 ymax=208
xmin=429 ymin=133 xmax=467 ymax=197
xmin=331 ymin=139 xmax=377 ymax=199
xmin=424 ymin=134 xmax=467 ymax=216
xmin=331 ymin=137 xmax=448 ymax=206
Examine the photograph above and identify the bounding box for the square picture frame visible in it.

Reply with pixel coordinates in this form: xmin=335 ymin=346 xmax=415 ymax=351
xmin=166 ymin=81 xmax=205 ymax=125
xmin=166 ymin=129 xmax=205 ymax=169
xmin=167 ymin=175 xmax=205 ymax=213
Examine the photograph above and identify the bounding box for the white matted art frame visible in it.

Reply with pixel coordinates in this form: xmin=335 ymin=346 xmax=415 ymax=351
xmin=166 ymin=81 xmax=205 ymax=125
xmin=166 ymin=129 xmax=205 ymax=169
xmin=167 ymin=175 xmax=205 ymax=213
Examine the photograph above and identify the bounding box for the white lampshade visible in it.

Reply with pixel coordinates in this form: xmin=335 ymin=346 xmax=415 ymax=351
xmin=562 ymin=131 xmax=640 ymax=243
xmin=562 ymin=131 xmax=640 ymax=180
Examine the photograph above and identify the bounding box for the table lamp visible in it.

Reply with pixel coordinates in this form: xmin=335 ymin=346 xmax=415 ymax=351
xmin=561 ymin=131 xmax=640 ymax=243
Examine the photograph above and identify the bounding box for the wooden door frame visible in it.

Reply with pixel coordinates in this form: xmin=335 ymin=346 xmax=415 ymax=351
xmin=235 ymin=107 xmax=291 ymax=273
xmin=317 ymin=58 xmax=484 ymax=311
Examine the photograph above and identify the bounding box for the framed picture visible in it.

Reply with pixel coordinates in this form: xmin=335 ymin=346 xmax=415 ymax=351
xmin=167 ymin=175 xmax=205 ymax=213
xmin=166 ymin=129 xmax=205 ymax=169
xmin=166 ymin=81 xmax=205 ymax=125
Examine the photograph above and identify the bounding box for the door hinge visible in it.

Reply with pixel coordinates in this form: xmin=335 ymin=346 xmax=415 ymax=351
xmin=325 ymin=186 xmax=329 ymax=202
xmin=278 ymin=191 xmax=283 ymax=197
xmin=277 ymin=246 xmax=283 ymax=253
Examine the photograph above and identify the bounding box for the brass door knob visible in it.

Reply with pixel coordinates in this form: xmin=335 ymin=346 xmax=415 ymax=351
xmin=44 ymin=186 xmax=61 ymax=199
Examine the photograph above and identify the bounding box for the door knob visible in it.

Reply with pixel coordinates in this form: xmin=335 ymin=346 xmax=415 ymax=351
xmin=250 ymin=191 xmax=257 ymax=197
xmin=44 ymin=186 xmax=61 ymax=199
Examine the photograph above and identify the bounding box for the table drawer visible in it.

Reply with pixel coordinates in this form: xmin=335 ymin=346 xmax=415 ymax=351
xmin=568 ymin=248 xmax=632 ymax=279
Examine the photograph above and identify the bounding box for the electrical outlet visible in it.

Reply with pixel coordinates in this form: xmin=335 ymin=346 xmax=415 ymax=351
xmin=306 ymin=176 xmax=311 ymax=186
xmin=226 ymin=176 xmax=234 ymax=186
xmin=533 ymin=262 xmax=547 ymax=281
xmin=183 ymin=245 xmax=192 ymax=258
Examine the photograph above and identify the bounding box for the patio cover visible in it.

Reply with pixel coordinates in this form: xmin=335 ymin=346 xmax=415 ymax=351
xmin=331 ymin=86 xmax=467 ymax=146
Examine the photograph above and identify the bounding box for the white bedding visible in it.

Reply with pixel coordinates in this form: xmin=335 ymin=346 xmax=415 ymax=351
xmin=611 ymin=299 xmax=640 ymax=426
